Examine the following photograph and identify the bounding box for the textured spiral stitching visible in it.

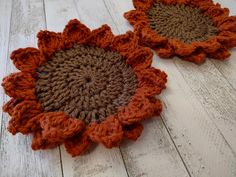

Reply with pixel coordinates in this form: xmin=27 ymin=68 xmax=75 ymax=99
xmin=35 ymin=44 xmax=137 ymax=124
xmin=147 ymin=3 xmax=218 ymax=43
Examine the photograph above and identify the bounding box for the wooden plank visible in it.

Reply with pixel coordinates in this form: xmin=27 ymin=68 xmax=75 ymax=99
xmin=175 ymin=59 xmax=236 ymax=151
xmin=157 ymin=58 xmax=236 ymax=177
xmin=44 ymin=0 xmax=129 ymax=177
xmin=120 ymin=118 xmax=190 ymax=177
xmin=0 ymin=0 xmax=63 ymax=177
xmin=74 ymin=0 xmax=119 ymax=33
xmin=0 ymin=0 xmax=12 ymax=88
xmin=210 ymin=0 xmax=236 ymax=89
xmin=0 ymin=0 xmax=12 ymax=132
xmin=104 ymin=0 xmax=236 ymax=176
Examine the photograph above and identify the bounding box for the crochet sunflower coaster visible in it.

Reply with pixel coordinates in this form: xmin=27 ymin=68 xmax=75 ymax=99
xmin=124 ymin=0 xmax=236 ymax=64
xmin=2 ymin=19 xmax=167 ymax=156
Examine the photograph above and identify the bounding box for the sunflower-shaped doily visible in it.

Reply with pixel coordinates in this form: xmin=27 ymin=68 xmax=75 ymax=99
xmin=124 ymin=0 xmax=236 ymax=64
xmin=2 ymin=19 xmax=167 ymax=156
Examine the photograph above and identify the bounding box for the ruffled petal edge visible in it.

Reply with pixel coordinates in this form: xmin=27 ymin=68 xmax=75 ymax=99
xmin=2 ymin=72 xmax=36 ymax=100
xmin=125 ymin=0 xmax=236 ymax=64
xmin=10 ymin=47 xmax=45 ymax=73
xmin=87 ymin=116 xmax=123 ymax=148
xmin=118 ymin=92 xmax=162 ymax=125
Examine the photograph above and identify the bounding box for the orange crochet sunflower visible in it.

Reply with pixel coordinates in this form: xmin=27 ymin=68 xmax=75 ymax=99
xmin=124 ymin=0 xmax=236 ymax=64
xmin=2 ymin=19 xmax=167 ymax=156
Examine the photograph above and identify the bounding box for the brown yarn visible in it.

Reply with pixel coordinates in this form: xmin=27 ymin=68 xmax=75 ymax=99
xmin=147 ymin=3 xmax=218 ymax=43
xmin=35 ymin=44 xmax=137 ymax=124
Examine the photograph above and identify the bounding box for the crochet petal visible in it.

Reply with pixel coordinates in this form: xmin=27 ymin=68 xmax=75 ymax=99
xmin=216 ymin=16 xmax=236 ymax=27
xmin=176 ymin=0 xmax=190 ymax=4
xmin=124 ymin=10 xmax=148 ymax=26
xmin=118 ymin=93 xmax=162 ymax=125
xmin=63 ymin=19 xmax=91 ymax=47
xmin=136 ymin=67 xmax=167 ymax=96
xmin=219 ymin=20 xmax=236 ymax=33
xmin=87 ymin=116 xmax=123 ymax=148
xmin=64 ymin=132 xmax=91 ymax=157
xmin=217 ymin=31 xmax=236 ymax=48
xmin=158 ymin=0 xmax=190 ymax=5
xmin=205 ymin=3 xmax=229 ymax=20
xmin=140 ymin=27 xmax=167 ymax=48
xmin=7 ymin=100 xmax=42 ymax=135
xmin=170 ymin=39 xmax=196 ymax=56
xmin=37 ymin=30 xmax=62 ymax=58
xmin=208 ymin=46 xmax=230 ymax=60
xmin=123 ymin=123 xmax=144 ymax=141
xmin=211 ymin=10 xmax=230 ymax=24
xmin=2 ymin=72 xmax=36 ymax=99
xmin=133 ymin=0 xmax=154 ymax=11
xmin=32 ymin=131 xmax=60 ymax=150
xmin=190 ymin=0 xmax=213 ymax=8
xmin=126 ymin=47 xmax=153 ymax=70
xmin=40 ymin=112 xmax=85 ymax=142
xmin=3 ymin=98 xmax=23 ymax=116
xmin=112 ymin=31 xmax=139 ymax=56
xmin=193 ymin=38 xmax=221 ymax=53
xmin=155 ymin=43 xmax=174 ymax=58
xmin=10 ymin=48 xmax=45 ymax=73
xmin=182 ymin=51 xmax=206 ymax=64
xmin=89 ymin=25 xmax=114 ymax=49
xmin=32 ymin=112 xmax=85 ymax=150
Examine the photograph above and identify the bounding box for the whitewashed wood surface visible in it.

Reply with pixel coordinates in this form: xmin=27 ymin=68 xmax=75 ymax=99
xmin=0 ymin=0 xmax=236 ymax=177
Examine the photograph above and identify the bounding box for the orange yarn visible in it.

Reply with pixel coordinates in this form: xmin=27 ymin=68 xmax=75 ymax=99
xmin=111 ymin=31 xmax=139 ymax=57
xmin=10 ymin=48 xmax=45 ymax=74
xmin=90 ymin=25 xmax=114 ymax=49
xmin=7 ymin=100 xmax=42 ymax=135
xmin=124 ymin=0 xmax=236 ymax=64
xmin=32 ymin=112 xmax=85 ymax=150
xmin=118 ymin=93 xmax=162 ymax=124
xmin=64 ymin=132 xmax=91 ymax=157
xmin=126 ymin=47 xmax=153 ymax=70
xmin=123 ymin=123 xmax=144 ymax=141
xmin=62 ymin=19 xmax=91 ymax=48
xmin=136 ymin=67 xmax=167 ymax=96
xmin=87 ymin=116 xmax=123 ymax=148
xmin=2 ymin=19 xmax=167 ymax=157
xmin=2 ymin=72 xmax=36 ymax=100
xmin=2 ymin=98 xmax=23 ymax=116
xmin=37 ymin=31 xmax=63 ymax=58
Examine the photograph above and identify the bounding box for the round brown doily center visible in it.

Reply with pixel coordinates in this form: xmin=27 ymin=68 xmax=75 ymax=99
xmin=147 ymin=3 xmax=218 ymax=43
xmin=35 ymin=45 xmax=137 ymax=124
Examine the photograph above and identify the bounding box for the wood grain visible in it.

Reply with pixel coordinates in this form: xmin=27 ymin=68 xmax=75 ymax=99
xmin=157 ymin=58 xmax=236 ymax=177
xmin=0 ymin=0 xmax=12 ymax=134
xmin=175 ymin=59 xmax=236 ymax=151
xmin=0 ymin=1 xmax=62 ymax=177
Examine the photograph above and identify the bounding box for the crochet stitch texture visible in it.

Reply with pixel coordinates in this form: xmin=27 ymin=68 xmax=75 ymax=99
xmin=2 ymin=19 xmax=167 ymax=156
xmin=124 ymin=0 xmax=236 ymax=64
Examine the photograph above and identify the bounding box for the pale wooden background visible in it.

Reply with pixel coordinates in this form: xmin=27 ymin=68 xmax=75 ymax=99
xmin=0 ymin=0 xmax=236 ymax=177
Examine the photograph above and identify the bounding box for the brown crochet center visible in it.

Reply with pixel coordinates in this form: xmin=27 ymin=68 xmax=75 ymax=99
xmin=147 ymin=3 xmax=218 ymax=43
xmin=35 ymin=45 xmax=137 ymax=124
